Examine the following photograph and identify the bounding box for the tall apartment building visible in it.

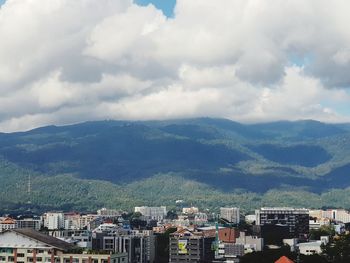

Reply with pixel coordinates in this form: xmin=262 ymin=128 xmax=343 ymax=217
xmin=255 ymin=208 xmax=309 ymax=239
xmin=169 ymin=229 xmax=215 ymax=263
xmin=43 ymin=212 xmax=65 ymax=230
xmin=134 ymin=206 xmax=167 ymax=220
xmin=220 ymin=207 xmax=240 ymax=224
xmin=64 ymin=213 xmax=82 ymax=230
xmin=92 ymin=229 xmax=155 ymax=263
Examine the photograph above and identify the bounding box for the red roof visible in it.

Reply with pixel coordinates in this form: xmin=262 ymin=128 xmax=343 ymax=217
xmin=275 ymin=256 xmax=294 ymax=263
xmin=0 ymin=217 xmax=16 ymax=224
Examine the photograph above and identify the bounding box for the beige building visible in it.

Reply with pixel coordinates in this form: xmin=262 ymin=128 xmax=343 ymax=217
xmin=0 ymin=229 xmax=127 ymax=263
xmin=0 ymin=217 xmax=16 ymax=232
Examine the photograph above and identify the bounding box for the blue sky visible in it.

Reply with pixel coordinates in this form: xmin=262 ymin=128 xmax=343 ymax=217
xmin=1 ymin=0 xmax=176 ymax=16
xmin=1 ymin=0 xmax=350 ymax=131
xmin=134 ymin=0 xmax=176 ymax=17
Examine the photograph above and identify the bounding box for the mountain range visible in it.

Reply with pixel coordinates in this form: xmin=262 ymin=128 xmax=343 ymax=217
xmin=1 ymin=118 xmax=350 ymax=213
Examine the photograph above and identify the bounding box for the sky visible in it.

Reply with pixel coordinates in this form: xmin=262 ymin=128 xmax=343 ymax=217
xmin=1 ymin=0 xmax=350 ymax=132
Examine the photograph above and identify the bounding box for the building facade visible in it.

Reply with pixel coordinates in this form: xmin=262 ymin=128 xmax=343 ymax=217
xmin=44 ymin=212 xmax=65 ymax=230
xmin=0 ymin=229 xmax=127 ymax=263
xmin=92 ymin=229 xmax=155 ymax=263
xmin=255 ymin=208 xmax=309 ymax=239
xmin=169 ymin=229 xmax=215 ymax=263
xmin=134 ymin=207 xmax=166 ymax=221
xmin=220 ymin=208 xmax=240 ymax=224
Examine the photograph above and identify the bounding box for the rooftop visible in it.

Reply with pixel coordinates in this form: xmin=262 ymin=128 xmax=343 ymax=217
xmin=275 ymin=256 xmax=294 ymax=263
xmin=12 ymin=229 xmax=74 ymax=251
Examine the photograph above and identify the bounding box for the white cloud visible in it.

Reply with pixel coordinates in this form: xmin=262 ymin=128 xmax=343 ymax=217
xmin=0 ymin=0 xmax=350 ymax=132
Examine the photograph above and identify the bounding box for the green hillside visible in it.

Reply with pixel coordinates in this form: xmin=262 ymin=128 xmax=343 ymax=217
xmin=1 ymin=118 xmax=350 ymax=212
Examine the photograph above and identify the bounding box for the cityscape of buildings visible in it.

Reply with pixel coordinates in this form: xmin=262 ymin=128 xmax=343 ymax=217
xmin=1 ymin=205 xmax=350 ymax=263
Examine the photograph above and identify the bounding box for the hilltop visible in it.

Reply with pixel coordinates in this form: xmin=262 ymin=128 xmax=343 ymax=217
xmin=1 ymin=118 xmax=350 ymax=212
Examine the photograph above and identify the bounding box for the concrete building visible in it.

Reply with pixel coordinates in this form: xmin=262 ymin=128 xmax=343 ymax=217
xmin=310 ymin=209 xmax=350 ymax=224
xmin=16 ymin=217 xmax=41 ymax=231
xmin=283 ymin=238 xmax=298 ymax=252
xmin=255 ymin=208 xmax=309 ymax=239
xmin=220 ymin=208 xmax=240 ymax=224
xmin=297 ymin=236 xmax=329 ymax=255
xmin=0 ymin=217 xmax=16 ymax=232
xmin=80 ymin=214 xmax=100 ymax=229
xmin=182 ymin=207 xmax=199 ymax=214
xmin=134 ymin=206 xmax=167 ymax=221
xmin=324 ymin=209 xmax=350 ymax=223
xmin=64 ymin=213 xmax=82 ymax=230
xmin=309 ymin=218 xmax=331 ymax=230
xmin=49 ymin=229 xmax=92 ymax=249
xmin=194 ymin=213 xmax=208 ymax=225
xmin=44 ymin=212 xmax=65 ymax=230
xmin=197 ymin=226 xmax=237 ymax=243
xmin=0 ymin=229 xmax=127 ymax=263
xmin=235 ymin=231 xmax=263 ymax=253
xmin=217 ymin=243 xmax=244 ymax=261
xmin=92 ymin=229 xmax=155 ymax=263
xmin=169 ymin=228 xmax=215 ymax=263
xmin=98 ymin=208 xmax=121 ymax=217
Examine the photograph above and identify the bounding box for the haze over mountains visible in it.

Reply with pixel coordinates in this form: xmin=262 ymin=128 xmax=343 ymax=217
xmin=1 ymin=118 xmax=350 ymax=213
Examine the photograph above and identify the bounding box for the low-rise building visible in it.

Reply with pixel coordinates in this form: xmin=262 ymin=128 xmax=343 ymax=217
xmin=182 ymin=207 xmax=199 ymax=215
xmin=0 ymin=217 xmax=16 ymax=232
xmin=235 ymin=231 xmax=263 ymax=253
xmin=297 ymin=236 xmax=329 ymax=256
xmin=97 ymin=208 xmax=121 ymax=217
xmin=134 ymin=206 xmax=167 ymax=221
xmin=16 ymin=217 xmax=41 ymax=231
xmin=0 ymin=228 xmax=127 ymax=263
xmin=217 ymin=243 xmax=244 ymax=261
xmin=197 ymin=226 xmax=237 ymax=243
xmin=310 ymin=209 xmax=350 ymax=224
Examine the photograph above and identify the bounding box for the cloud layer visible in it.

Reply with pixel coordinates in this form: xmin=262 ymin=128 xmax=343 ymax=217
xmin=0 ymin=0 xmax=350 ymax=131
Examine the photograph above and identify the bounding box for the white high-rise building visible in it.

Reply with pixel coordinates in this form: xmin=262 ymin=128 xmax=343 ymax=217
xmin=220 ymin=207 xmax=240 ymax=224
xmin=134 ymin=206 xmax=167 ymax=220
xmin=44 ymin=213 xmax=65 ymax=230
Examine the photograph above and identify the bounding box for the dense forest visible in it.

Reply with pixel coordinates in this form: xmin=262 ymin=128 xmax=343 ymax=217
xmin=1 ymin=118 xmax=350 ymax=213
